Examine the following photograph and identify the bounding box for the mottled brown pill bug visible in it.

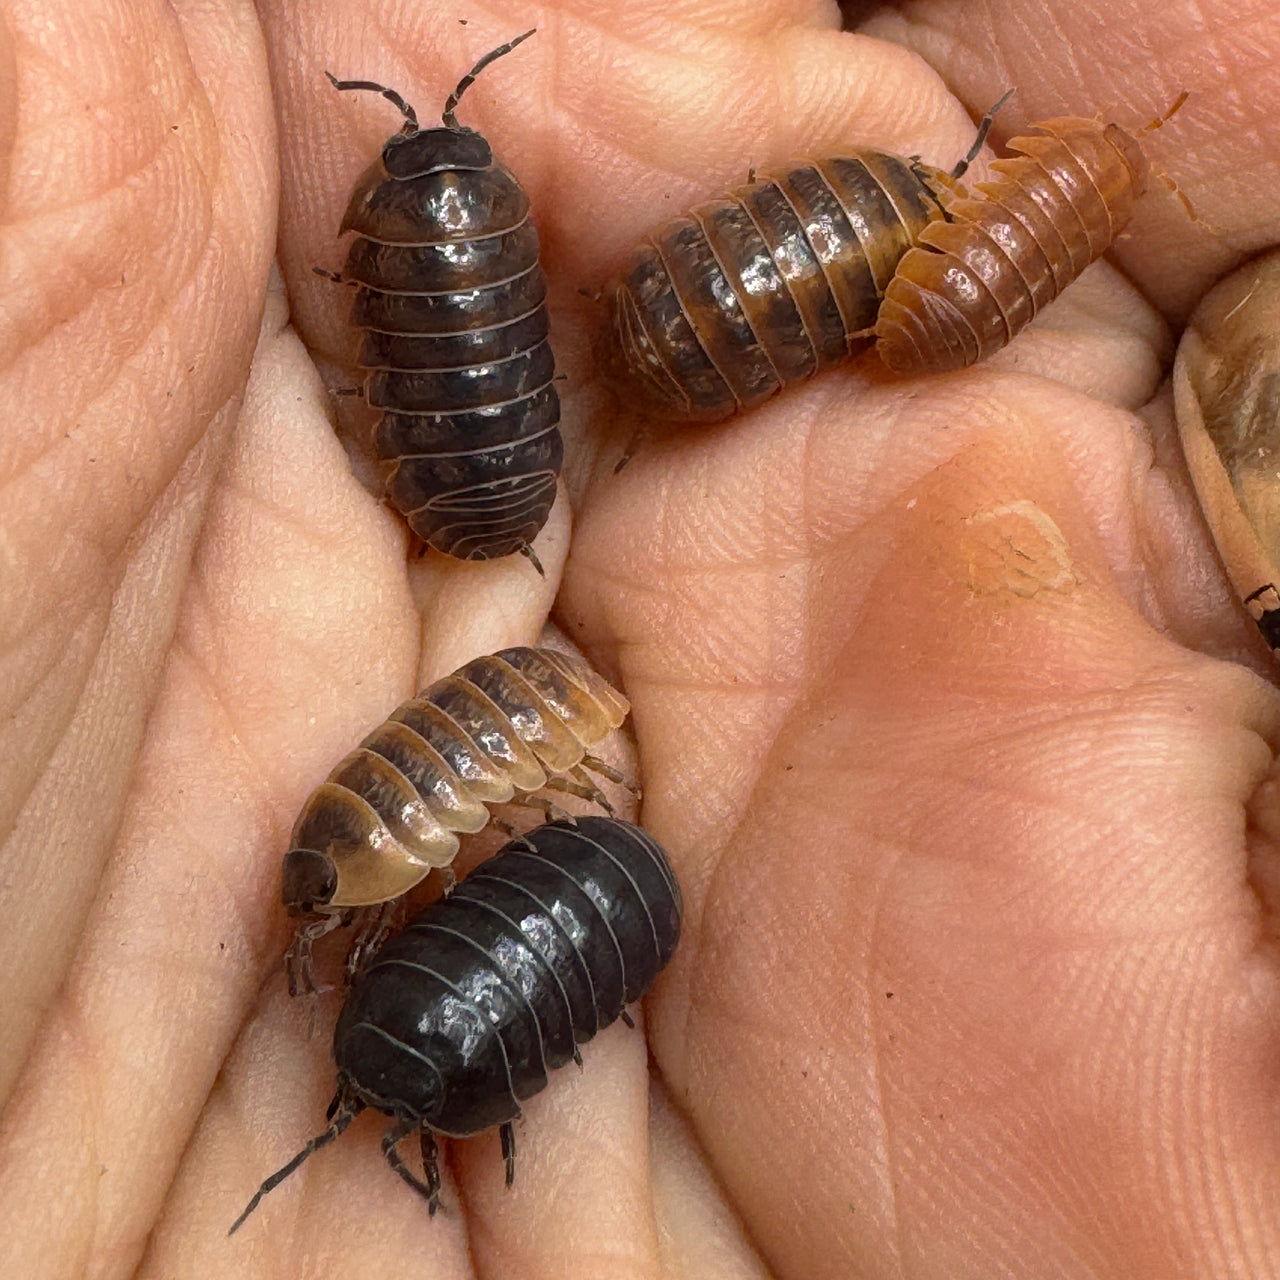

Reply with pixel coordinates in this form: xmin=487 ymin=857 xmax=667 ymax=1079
xmin=327 ymin=30 xmax=560 ymax=570
xmin=602 ymin=97 xmax=1009 ymax=423
xmin=875 ymin=96 xmax=1188 ymax=374
xmin=231 ymin=817 xmax=681 ymax=1233
xmin=282 ymin=645 xmax=631 ymax=993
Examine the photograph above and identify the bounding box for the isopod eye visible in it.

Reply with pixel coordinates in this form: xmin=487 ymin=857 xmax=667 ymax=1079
xmin=282 ymin=848 xmax=339 ymax=915
xmin=383 ymin=126 xmax=493 ymax=178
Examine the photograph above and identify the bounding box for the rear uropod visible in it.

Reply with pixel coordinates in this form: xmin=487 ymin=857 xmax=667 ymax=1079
xmin=1173 ymin=247 xmax=1280 ymax=656
xmin=327 ymin=30 xmax=561 ymax=570
xmin=231 ymin=817 xmax=682 ymax=1232
xmin=282 ymin=646 xmax=631 ymax=992
xmin=602 ymin=99 xmax=1010 ymax=423
xmin=875 ymin=99 xmax=1186 ymax=374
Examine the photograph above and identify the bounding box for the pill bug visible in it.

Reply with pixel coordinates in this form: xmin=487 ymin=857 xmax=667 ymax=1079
xmin=282 ymin=645 xmax=632 ymax=993
xmin=231 ymin=816 xmax=682 ymax=1233
xmin=603 ymin=99 xmax=1009 ymax=423
xmin=1173 ymin=246 xmax=1280 ymax=657
xmin=327 ymin=30 xmax=561 ymax=570
xmin=875 ymin=97 xmax=1187 ymax=374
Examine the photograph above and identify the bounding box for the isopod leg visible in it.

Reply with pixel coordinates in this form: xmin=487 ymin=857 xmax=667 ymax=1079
xmin=615 ymin=425 xmax=652 ymax=474
xmin=509 ymin=793 xmax=573 ymax=823
xmin=500 ymin=1121 xmax=517 ymax=1188
xmin=285 ymin=913 xmax=346 ymax=997
xmin=382 ymin=1117 xmax=441 ymax=1215
xmin=421 ymin=1129 xmax=442 ymax=1208
xmin=580 ymin=753 xmax=636 ymax=791
xmin=520 ymin=542 xmax=546 ymax=577
xmin=344 ymin=898 xmax=405 ymax=983
xmin=620 ymin=1008 xmax=636 ymax=1030
xmin=543 ymin=772 xmax=615 ymax=817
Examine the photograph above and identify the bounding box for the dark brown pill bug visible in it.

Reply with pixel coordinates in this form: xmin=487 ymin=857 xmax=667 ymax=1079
xmin=230 ymin=816 xmax=682 ymax=1233
xmin=327 ymin=30 xmax=560 ymax=571
xmin=875 ymin=98 xmax=1187 ymax=374
xmin=603 ymin=98 xmax=1010 ymax=424
xmin=282 ymin=645 xmax=632 ymax=993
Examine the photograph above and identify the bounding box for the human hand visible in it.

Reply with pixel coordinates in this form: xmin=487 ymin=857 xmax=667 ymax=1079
xmin=3 ymin=2 xmax=1279 ymax=1278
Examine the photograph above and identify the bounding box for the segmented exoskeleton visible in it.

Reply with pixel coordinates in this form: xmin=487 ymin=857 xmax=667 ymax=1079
xmin=282 ymin=646 xmax=631 ymax=992
xmin=603 ymin=100 xmax=1008 ymax=422
xmin=231 ymin=817 xmax=681 ymax=1233
xmin=875 ymin=101 xmax=1184 ymax=373
xmin=328 ymin=30 xmax=560 ymax=569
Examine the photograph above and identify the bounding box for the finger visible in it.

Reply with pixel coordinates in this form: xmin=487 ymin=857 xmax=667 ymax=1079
xmin=0 ymin=271 xmax=422 ymax=1277
xmin=0 ymin=0 xmax=275 ymax=1125
xmin=648 ymin=1081 xmax=773 ymax=1279
xmin=452 ymin=1018 xmax=665 ymax=1280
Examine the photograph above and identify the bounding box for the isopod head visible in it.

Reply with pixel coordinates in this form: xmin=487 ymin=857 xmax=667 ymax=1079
xmin=281 ymin=847 xmax=338 ymax=916
xmin=383 ymin=126 xmax=494 ymax=177
xmin=1173 ymin=247 xmax=1280 ymax=656
xmin=339 ymin=130 xmax=528 ymax=244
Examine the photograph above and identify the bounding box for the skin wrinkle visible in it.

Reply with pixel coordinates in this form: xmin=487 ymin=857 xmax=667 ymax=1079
xmin=864 ymin=845 xmax=908 ymax=1279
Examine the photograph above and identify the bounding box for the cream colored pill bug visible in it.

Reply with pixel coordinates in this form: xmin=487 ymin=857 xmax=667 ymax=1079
xmin=281 ymin=644 xmax=633 ymax=993
xmin=1173 ymin=248 xmax=1280 ymax=655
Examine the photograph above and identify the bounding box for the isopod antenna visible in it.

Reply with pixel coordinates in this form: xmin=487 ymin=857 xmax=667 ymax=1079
xmin=228 ymin=1094 xmax=365 ymax=1235
xmin=951 ymin=88 xmax=1016 ymax=179
xmin=324 ymin=72 xmax=419 ymax=134
xmin=443 ymin=28 xmax=537 ymax=129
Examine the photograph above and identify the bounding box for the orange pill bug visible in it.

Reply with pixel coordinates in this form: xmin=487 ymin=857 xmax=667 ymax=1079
xmin=874 ymin=100 xmax=1185 ymax=374
xmin=281 ymin=645 xmax=631 ymax=992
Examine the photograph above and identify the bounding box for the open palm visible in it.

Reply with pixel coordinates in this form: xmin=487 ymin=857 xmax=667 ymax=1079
xmin=3 ymin=2 xmax=1280 ymax=1278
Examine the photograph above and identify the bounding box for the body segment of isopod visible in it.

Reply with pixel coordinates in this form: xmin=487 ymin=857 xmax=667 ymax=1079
xmin=874 ymin=114 xmax=1161 ymax=374
xmin=605 ymin=150 xmax=959 ymax=422
xmin=281 ymin=645 xmax=631 ymax=992
xmin=328 ymin=30 xmax=561 ymax=568
xmin=601 ymin=96 xmax=1016 ymax=423
xmin=231 ymin=817 xmax=682 ymax=1234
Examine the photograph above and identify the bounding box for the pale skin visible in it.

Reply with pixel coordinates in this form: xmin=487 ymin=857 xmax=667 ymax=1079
xmin=2 ymin=0 xmax=1280 ymax=1277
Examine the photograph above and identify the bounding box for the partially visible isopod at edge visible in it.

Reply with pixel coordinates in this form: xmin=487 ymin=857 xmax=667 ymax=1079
xmin=875 ymin=99 xmax=1186 ymax=374
xmin=281 ymin=645 xmax=632 ymax=993
xmin=601 ymin=97 xmax=1011 ymax=423
xmin=1173 ymin=246 xmax=1280 ymax=658
xmin=326 ymin=30 xmax=561 ymax=572
xmin=230 ymin=816 xmax=682 ymax=1235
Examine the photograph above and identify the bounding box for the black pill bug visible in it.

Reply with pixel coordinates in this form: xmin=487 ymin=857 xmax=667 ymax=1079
xmin=282 ymin=645 xmax=632 ymax=995
xmin=327 ymin=30 xmax=560 ymax=571
xmin=604 ymin=95 xmax=1010 ymax=423
xmin=231 ymin=817 xmax=682 ymax=1233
